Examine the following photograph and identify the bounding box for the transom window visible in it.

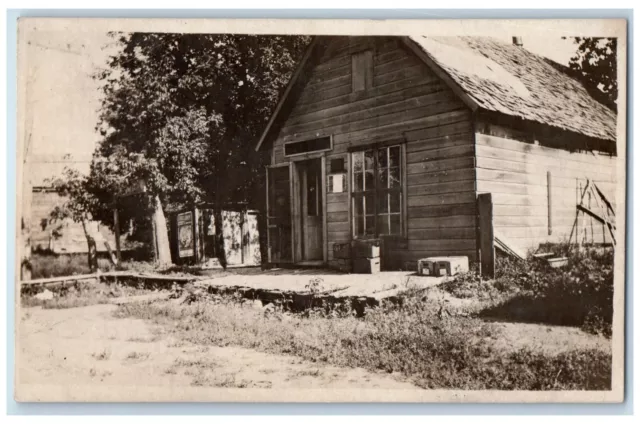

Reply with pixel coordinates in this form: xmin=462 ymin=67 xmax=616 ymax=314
xmin=284 ymin=136 xmax=331 ymax=157
xmin=351 ymin=145 xmax=403 ymax=238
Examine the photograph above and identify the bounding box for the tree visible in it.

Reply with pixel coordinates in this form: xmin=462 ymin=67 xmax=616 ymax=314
xmin=565 ymin=37 xmax=618 ymax=109
xmin=48 ymin=167 xmax=113 ymax=271
xmin=87 ymin=33 xmax=309 ymax=265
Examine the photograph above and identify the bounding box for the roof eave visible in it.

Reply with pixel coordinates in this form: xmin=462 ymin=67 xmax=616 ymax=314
xmin=255 ymin=37 xmax=320 ymax=152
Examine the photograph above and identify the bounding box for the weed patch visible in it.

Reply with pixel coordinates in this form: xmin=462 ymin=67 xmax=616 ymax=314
xmin=441 ymin=246 xmax=614 ymax=337
xmin=125 ymin=351 xmax=150 ymax=361
xmin=92 ymin=348 xmax=111 ymax=361
xmin=21 ymin=282 xmax=157 ymax=310
xmin=114 ymin=293 xmax=611 ymax=390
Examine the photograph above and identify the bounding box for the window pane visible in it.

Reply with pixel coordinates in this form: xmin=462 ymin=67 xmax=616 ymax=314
xmin=389 ymin=167 xmax=401 ymax=188
xmin=390 ymin=192 xmax=401 ymax=213
xmin=353 ymin=196 xmax=364 ymax=216
xmin=354 ymin=172 xmax=363 ymax=192
xmin=377 ymin=193 xmax=389 ymax=214
xmin=389 ymin=146 xmax=401 ymax=168
xmin=365 ymin=215 xmax=375 ymax=236
xmin=352 ymin=152 xmax=363 ymax=172
xmin=378 ymin=167 xmax=388 ymax=188
xmin=364 ymin=170 xmax=374 ymax=191
xmin=364 ymin=150 xmax=375 ymax=170
xmin=378 ymin=214 xmax=389 ymax=235
xmin=365 ymin=193 xmax=374 ymax=215
xmin=390 ymin=214 xmax=401 ymax=235
xmin=285 ymin=137 xmax=331 ymax=156
xmin=352 ymin=146 xmax=403 ymax=239
xmin=355 ymin=215 xmax=364 ymax=236
xmin=377 ymin=148 xmax=388 ymax=168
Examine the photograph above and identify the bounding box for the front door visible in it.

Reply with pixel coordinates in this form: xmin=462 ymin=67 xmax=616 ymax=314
xmin=299 ymin=159 xmax=323 ymax=261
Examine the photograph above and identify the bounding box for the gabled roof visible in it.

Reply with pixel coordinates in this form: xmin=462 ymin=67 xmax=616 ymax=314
xmin=256 ymin=36 xmax=617 ymax=151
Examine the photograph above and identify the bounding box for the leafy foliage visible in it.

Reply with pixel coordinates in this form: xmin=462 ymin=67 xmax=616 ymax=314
xmin=54 ymin=33 xmax=309 ymax=255
xmin=442 ymin=246 xmax=614 ymax=337
xmin=93 ymin=32 xmax=310 ymax=209
xmin=564 ymin=37 xmax=618 ymax=108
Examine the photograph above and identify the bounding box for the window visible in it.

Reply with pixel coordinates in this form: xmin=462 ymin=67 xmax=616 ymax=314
xmin=284 ymin=136 xmax=331 ymax=157
xmin=351 ymin=145 xmax=403 ymax=238
xmin=351 ymin=50 xmax=373 ymax=92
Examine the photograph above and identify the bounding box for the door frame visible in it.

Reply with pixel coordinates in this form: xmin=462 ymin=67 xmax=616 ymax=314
xmin=265 ymin=162 xmax=294 ymax=264
xmin=289 ymin=152 xmax=327 ymax=265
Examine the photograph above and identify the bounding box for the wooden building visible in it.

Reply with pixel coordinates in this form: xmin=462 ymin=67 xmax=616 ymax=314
xmin=255 ymin=36 xmax=618 ymax=271
xmin=167 ymin=204 xmax=261 ymax=267
xmin=31 ymin=186 xmax=137 ymax=255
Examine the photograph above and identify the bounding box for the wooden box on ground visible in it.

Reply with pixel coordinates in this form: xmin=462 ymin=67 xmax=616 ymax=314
xmin=351 ymin=239 xmax=380 ymax=259
xmin=353 ymin=257 xmax=381 ymax=274
xmin=417 ymin=256 xmax=469 ymax=277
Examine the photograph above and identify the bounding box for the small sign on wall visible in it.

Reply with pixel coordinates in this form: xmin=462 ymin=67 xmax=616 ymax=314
xmin=328 ymin=173 xmax=346 ymax=193
xmin=177 ymin=212 xmax=194 ymax=257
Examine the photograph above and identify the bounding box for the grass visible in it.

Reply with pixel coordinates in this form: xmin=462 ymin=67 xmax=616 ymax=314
xmin=30 ymin=253 xmax=113 ymax=279
xmin=440 ymin=245 xmax=614 ymax=337
xmin=114 ymin=293 xmax=611 ymax=390
xmin=21 ymin=282 xmax=155 ymax=309
xmin=190 ymin=372 xmax=251 ymax=388
xmin=30 ymin=252 xmax=173 ymax=280
xmin=127 ymin=335 xmax=160 ymax=343
xmin=125 ymin=351 xmax=150 ymax=361
xmin=92 ymin=348 xmax=111 ymax=361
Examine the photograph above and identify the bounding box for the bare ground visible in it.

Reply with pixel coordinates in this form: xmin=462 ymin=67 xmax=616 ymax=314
xmin=16 ymin=302 xmax=417 ymax=392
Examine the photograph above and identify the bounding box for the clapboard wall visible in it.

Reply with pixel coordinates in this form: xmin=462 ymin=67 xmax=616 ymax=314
xmin=270 ymin=36 xmax=476 ymax=269
xmin=475 ymin=122 xmax=618 ymax=253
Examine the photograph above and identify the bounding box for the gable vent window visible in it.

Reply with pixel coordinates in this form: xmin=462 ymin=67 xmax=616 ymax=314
xmin=284 ymin=136 xmax=332 ymax=157
xmin=351 ymin=50 xmax=373 ymax=92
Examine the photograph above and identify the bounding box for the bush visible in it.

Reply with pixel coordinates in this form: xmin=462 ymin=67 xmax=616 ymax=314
xmin=114 ymin=291 xmax=612 ymax=390
xmin=442 ymin=246 xmax=614 ymax=337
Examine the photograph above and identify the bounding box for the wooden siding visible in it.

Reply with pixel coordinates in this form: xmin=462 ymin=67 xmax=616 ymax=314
xmin=31 ymin=189 xmax=126 ymax=254
xmin=475 ymin=127 xmax=618 ymax=252
xmin=270 ymin=36 xmax=475 ymax=269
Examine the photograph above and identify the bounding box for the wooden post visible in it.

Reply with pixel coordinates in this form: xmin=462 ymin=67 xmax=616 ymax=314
xmin=478 ymin=193 xmax=495 ymax=278
xmin=113 ymin=207 xmax=121 ymax=265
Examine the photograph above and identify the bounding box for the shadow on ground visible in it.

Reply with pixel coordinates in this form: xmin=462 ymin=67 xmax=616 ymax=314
xmin=478 ymin=294 xmax=588 ymax=328
xmin=162 ymin=265 xmax=346 ymax=278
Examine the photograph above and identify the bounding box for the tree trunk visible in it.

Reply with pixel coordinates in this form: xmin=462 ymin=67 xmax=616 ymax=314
xmin=152 ymin=195 xmax=172 ymax=265
xmin=81 ymin=220 xmax=98 ymax=273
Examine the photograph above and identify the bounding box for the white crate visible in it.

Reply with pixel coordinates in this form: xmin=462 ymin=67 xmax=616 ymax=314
xmin=417 ymin=256 xmax=469 ymax=276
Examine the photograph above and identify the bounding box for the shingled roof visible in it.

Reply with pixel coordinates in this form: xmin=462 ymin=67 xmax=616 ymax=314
xmin=409 ymin=36 xmax=617 ymax=142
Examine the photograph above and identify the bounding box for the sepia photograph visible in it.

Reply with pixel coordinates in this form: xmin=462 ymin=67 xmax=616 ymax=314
xmin=14 ymin=18 xmax=627 ymax=403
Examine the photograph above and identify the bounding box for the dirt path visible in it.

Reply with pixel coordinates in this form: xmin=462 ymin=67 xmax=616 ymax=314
xmin=16 ymin=302 xmax=417 ymax=400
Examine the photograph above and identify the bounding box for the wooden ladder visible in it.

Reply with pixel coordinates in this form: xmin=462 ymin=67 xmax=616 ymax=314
xmin=569 ymin=179 xmax=616 ymax=248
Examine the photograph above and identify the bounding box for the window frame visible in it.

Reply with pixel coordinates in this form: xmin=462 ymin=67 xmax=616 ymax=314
xmin=350 ymin=143 xmax=406 ymax=239
xmin=283 ymin=136 xmax=333 ymax=158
